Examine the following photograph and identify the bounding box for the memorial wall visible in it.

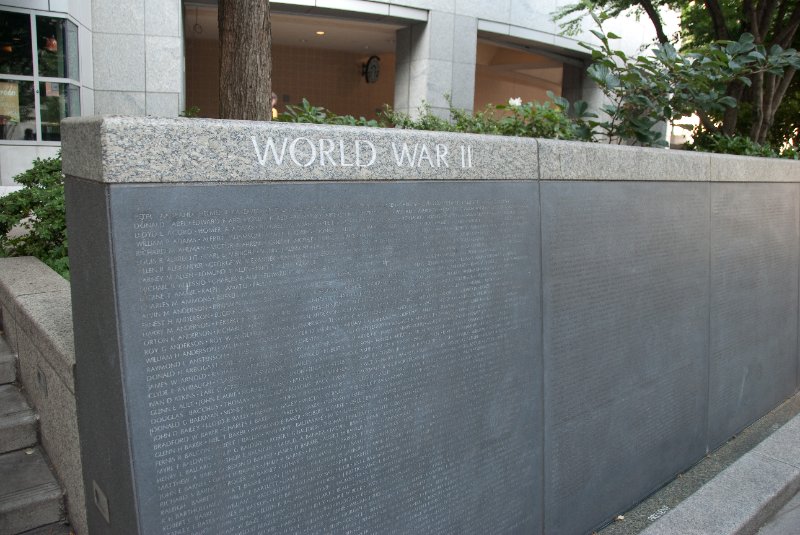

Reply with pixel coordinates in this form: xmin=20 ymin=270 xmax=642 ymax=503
xmin=62 ymin=117 xmax=800 ymax=535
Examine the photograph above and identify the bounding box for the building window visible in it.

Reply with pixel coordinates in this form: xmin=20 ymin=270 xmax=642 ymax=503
xmin=0 ymin=9 xmax=80 ymax=142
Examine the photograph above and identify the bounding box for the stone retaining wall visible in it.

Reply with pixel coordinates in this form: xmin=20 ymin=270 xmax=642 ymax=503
xmin=0 ymin=257 xmax=87 ymax=535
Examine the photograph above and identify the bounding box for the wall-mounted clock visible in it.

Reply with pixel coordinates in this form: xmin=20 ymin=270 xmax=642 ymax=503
xmin=363 ymin=56 xmax=380 ymax=83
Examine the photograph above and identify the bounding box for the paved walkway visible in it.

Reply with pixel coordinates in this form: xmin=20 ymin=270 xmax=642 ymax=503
xmin=599 ymin=391 xmax=800 ymax=535
xmin=758 ymin=490 xmax=800 ymax=534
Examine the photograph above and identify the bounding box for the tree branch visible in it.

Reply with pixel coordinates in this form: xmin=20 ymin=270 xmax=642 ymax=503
xmin=761 ymin=67 xmax=797 ymax=141
xmin=638 ymin=0 xmax=669 ymax=43
xmin=698 ymin=112 xmax=721 ymax=134
xmin=749 ymin=71 xmax=765 ymax=140
xmin=756 ymin=73 xmax=776 ymax=142
xmin=745 ymin=0 xmax=760 ymax=40
xmin=773 ymin=4 xmax=800 ymax=46
xmin=757 ymin=0 xmax=780 ymax=41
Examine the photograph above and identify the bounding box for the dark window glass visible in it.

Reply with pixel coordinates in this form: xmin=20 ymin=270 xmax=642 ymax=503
xmin=37 ymin=16 xmax=79 ymax=80
xmin=40 ymin=81 xmax=80 ymax=141
xmin=0 ymin=11 xmax=33 ymax=75
xmin=0 ymin=79 xmax=36 ymax=140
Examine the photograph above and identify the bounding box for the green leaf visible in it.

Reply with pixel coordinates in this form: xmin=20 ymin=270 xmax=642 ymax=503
xmin=590 ymin=29 xmax=607 ymax=42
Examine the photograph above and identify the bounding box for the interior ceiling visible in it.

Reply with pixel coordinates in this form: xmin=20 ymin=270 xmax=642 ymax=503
xmin=476 ymin=40 xmax=563 ymax=86
xmin=184 ymin=6 xmax=401 ymax=54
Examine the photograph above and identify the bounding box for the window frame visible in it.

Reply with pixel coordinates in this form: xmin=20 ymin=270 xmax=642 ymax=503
xmin=0 ymin=6 xmax=81 ymax=145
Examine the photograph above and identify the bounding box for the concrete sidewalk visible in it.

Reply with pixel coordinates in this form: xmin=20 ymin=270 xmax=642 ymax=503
xmin=599 ymin=392 xmax=800 ymax=535
xmin=758 ymin=490 xmax=800 ymax=534
xmin=640 ymin=412 xmax=800 ymax=534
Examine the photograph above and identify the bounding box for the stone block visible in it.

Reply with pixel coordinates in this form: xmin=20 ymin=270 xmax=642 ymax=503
xmin=0 ymin=448 xmax=64 ymax=534
xmin=538 ymin=138 xmax=711 ymax=181
xmin=15 ymin=291 xmax=75 ymax=392
xmin=144 ymin=0 xmax=181 ymax=37
xmin=409 ymin=59 xmax=453 ymax=110
xmin=92 ymin=33 xmax=145 ymax=92
xmin=1 ymin=304 xmax=19 ymax=354
xmin=712 ymin=153 xmax=800 ymax=182
xmin=79 ymin=87 xmax=94 ymax=117
xmin=0 ymin=336 xmax=15 ymax=384
xmin=509 ymin=0 xmax=557 ymax=35
xmin=17 ymin=336 xmax=85 ymax=535
xmin=453 ymin=15 xmax=477 ymax=65
xmin=145 ymin=36 xmax=182 ymax=93
xmin=0 ymin=384 xmax=37 ymax=454
xmin=456 ymin=0 xmax=511 ymax=20
xmin=93 ymin=91 xmax=146 ymax=116
xmin=450 ymin=62 xmax=475 ymax=111
xmin=708 ymin=183 xmax=800 ymax=449
xmin=541 ymin=181 xmax=710 ymax=534
xmin=146 ymin=92 xmax=180 ymax=117
xmin=394 ymin=26 xmax=412 ymax=65
xmin=91 ymin=0 xmax=144 ymax=34
xmin=0 ymin=258 xmax=68 ymax=308
xmin=61 ymin=116 xmax=540 ymax=183
xmin=394 ymin=0 xmax=455 ymax=13
xmin=393 ymin=61 xmax=411 ymax=112
xmin=426 ymin=11 xmax=455 ymax=62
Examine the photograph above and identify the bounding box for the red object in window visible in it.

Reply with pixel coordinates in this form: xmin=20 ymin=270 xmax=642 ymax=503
xmin=44 ymin=36 xmax=57 ymax=52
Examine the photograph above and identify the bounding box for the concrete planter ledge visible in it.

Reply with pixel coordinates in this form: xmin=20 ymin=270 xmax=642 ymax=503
xmin=0 ymin=257 xmax=86 ymax=535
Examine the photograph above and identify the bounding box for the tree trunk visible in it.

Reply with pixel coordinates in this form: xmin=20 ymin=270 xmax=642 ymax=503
xmin=759 ymin=67 xmax=796 ymax=143
xmin=721 ymin=81 xmax=746 ymax=136
xmin=704 ymin=0 xmax=730 ymax=39
xmin=218 ymin=0 xmax=272 ymax=120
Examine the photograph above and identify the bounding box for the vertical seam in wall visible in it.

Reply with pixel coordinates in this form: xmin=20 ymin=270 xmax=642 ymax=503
xmin=704 ymin=180 xmax=712 ymax=453
xmin=143 ymin=2 xmax=147 ymax=115
xmin=536 ymin=140 xmax=546 ymax=534
xmin=796 ymin=183 xmax=799 ymax=392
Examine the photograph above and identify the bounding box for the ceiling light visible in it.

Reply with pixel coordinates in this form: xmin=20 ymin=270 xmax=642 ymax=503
xmin=315 ymin=31 xmax=325 ymax=36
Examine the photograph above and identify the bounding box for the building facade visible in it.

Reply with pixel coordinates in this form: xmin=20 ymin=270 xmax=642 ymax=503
xmin=0 ymin=0 xmax=661 ymax=190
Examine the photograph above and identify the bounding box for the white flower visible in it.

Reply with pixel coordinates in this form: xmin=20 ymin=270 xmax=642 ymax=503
xmin=508 ymin=97 xmax=523 ymax=107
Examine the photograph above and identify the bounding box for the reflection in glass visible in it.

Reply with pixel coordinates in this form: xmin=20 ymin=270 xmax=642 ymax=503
xmin=37 ymin=16 xmax=79 ymax=80
xmin=0 ymin=79 xmax=36 ymax=140
xmin=40 ymin=82 xmax=80 ymax=141
xmin=0 ymin=11 xmax=33 ymax=75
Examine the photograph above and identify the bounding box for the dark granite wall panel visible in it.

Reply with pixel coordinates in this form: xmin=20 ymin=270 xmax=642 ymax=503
xmin=541 ymin=181 xmax=710 ymax=535
xmin=708 ymin=183 xmax=799 ymax=449
xmin=105 ymin=181 xmax=542 ymax=535
xmin=65 ymin=178 xmax=141 ymax=535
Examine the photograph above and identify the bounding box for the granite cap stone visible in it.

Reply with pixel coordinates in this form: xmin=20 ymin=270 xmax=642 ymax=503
xmin=61 ymin=116 xmax=539 ymax=183
xmin=537 ymin=138 xmax=713 ymax=182
xmin=710 ymin=152 xmax=800 ymax=182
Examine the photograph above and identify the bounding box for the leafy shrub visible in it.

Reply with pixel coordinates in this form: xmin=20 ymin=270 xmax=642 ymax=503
xmin=689 ymin=131 xmax=799 ymax=159
xmin=690 ymin=130 xmax=779 ymax=157
xmin=382 ymin=94 xmax=591 ymax=141
xmin=0 ymin=154 xmax=68 ymax=278
xmin=557 ymin=3 xmax=800 ymax=148
xmin=278 ymin=98 xmax=379 ymax=127
xmin=180 ymin=106 xmax=201 ymax=118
